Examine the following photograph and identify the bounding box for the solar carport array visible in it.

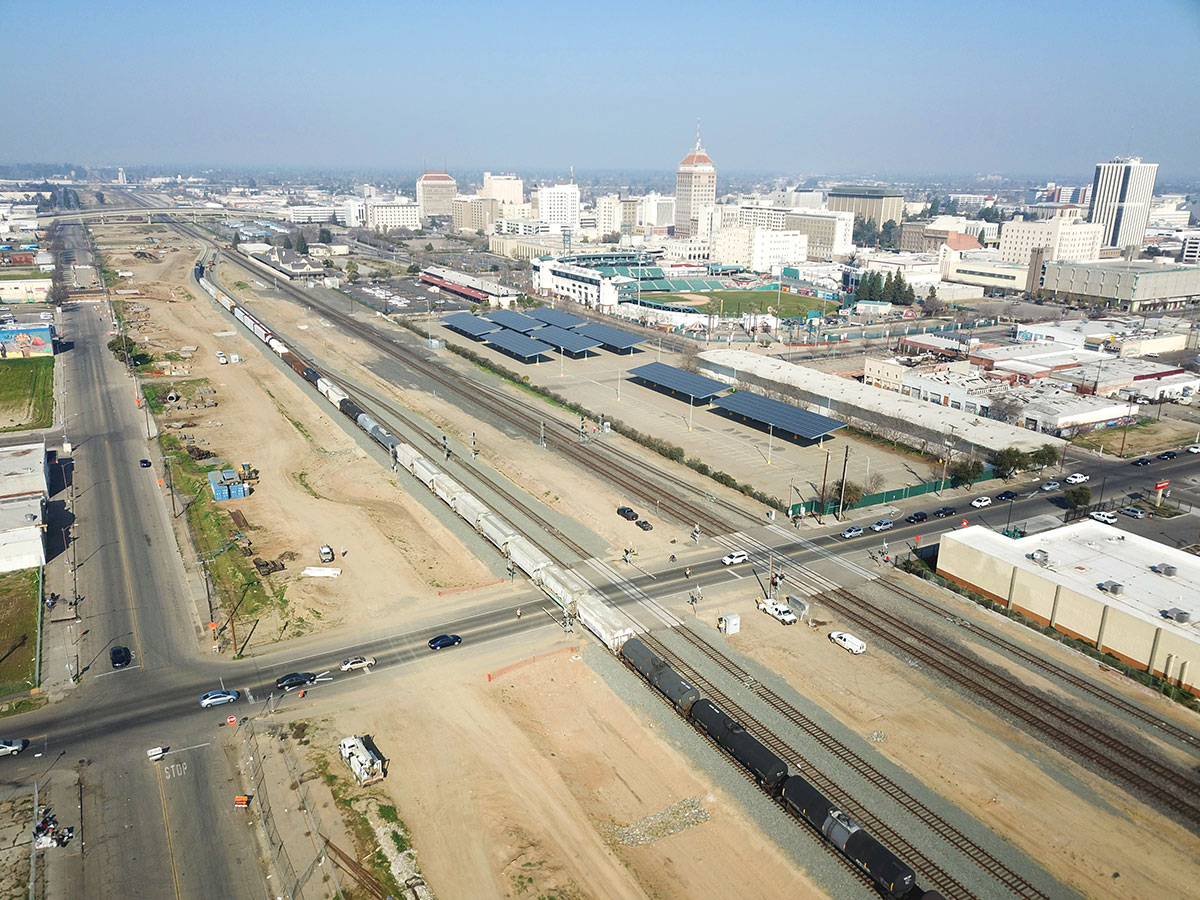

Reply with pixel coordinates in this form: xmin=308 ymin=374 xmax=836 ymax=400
xmin=529 ymin=307 xmax=587 ymax=329
xmin=712 ymin=392 xmax=845 ymax=441
xmin=443 ymin=312 xmax=500 ymax=339
xmin=535 ymin=325 xmax=602 ymax=354
xmin=486 ymin=329 xmax=553 ymax=360
xmin=484 ymin=309 xmax=543 ymax=333
xmin=629 ymin=362 xmax=727 ymax=401
xmin=577 ymin=322 xmax=646 ymax=353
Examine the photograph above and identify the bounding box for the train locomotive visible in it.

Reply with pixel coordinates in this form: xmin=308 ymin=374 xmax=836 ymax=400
xmin=619 ymin=638 xmax=944 ymax=900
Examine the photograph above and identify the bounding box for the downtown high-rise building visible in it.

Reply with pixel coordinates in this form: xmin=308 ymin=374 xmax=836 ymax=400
xmin=674 ymin=132 xmax=716 ymax=239
xmin=1087 ymin=156 xmax=1158 ymax=250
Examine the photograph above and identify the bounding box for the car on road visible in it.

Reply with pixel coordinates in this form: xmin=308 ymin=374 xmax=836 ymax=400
xmin=933 ymin=506 xmax=957 ymax=518
xmin=340 ymin=656 xmax=376 ymax=672
xmin=636 ymin=520 xmax=653 ymax=531
xmin=428 ymin=634 xmax=462 ymax=651
xmin=139 ymin=458 xmax=152 ymax=468
xmin=39 ymin=312 xmax=53 ymax=321
xmin=275 ymin=672 xmax=317 ymax=691
xmin=970 ymin=496 xmax=993 ymax=508
xmin=1041 ymin=481 xmax=1060 ymax=491
xmin=1120 ymin=506 xmax=1147 ymax=519
xmin=905 ymin=511 xmax=928 ymax=524
xmin=828 ymin=632 xmax=866 ymax=654
xmin=996 ymin=490 xmax=1018 ymax=502
xmin=1065 ymin=473 xmax=1090 ymax=484
xmin=199 ymin=690 xmax=240 ymax=708
xmin=0 ymin=740 xmax=28 ymax=757
xmin=1089 ymin=511 xmax=1118 ymax=524
xmin=1158 ymin=450 xmax=1178 ymax=460
xmin=1131 ymin=458 xmax=1151 ymax=467
xmin=841 ymin=525 xmax=864 ymax=538
xmin=1189 ymin=445 xmax=1200 ymax=454
xmin=870 ymin=519 xmax=893 ymax=532
xmin=110 ymin=646 xmax=132 ymax=669
xmin=616 ymin=506 xmax=638 ymax=521
xmin=721 ymin=549 xmax=749 ymax=565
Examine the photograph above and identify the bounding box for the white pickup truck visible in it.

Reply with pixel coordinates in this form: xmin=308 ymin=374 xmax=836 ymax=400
xmin=757 ymin=598 xmax=797 ymax=625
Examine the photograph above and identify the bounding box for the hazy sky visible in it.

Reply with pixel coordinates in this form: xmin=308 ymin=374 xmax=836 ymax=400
xmin=8 ymin=0 xmax=1200 ymax=178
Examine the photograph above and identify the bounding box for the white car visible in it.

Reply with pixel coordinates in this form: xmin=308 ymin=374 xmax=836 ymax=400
xmin=1065 ymin=473 xmax=1090 ymax=484
xmin=340 ymin=655 xmax=376 ymax=672
xmin=829 ymin=632 xmax=866 ymax=654
xmin=721 ymin=550 xmax=748 ymax=566
xmin=1089 ymin=511 xmax=1118 ymax=524
xmin=970 ymin=496 xmax=992 ymax=508
xmin=1188 ymin=445 xmax=1200 ymax=454
xmin=199 ymin=690 xmax=240 ymax=708
xmin=870 ymin=519 xmax=893 ymax=532
xmin=0 ymin=739 xmax=27 ymax=756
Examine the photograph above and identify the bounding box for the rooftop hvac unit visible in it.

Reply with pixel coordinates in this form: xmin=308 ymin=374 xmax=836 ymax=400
xmin=1101 ymin=581 xmax=1125 ymax=595
xmin=1152 ymin=563 xmax=1179 ymax=577
xmin=1164 ymin=608 xmax=1191 ymax=624
xmin=1030 ymin=549 xmax=1050 ymax=565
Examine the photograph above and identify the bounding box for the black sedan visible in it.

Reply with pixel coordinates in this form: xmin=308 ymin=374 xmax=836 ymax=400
xmin=275 ymin=672 xmax=317 ymax=691
xmin=933 ymin=506 xmax=957 ymax=518
xmin=428 ymin=634 xmax=462 ymax=651
xmin=996 ymin=490 xmax=1018 ymax=502
xmin=1131 ymin=457 xmax=1152 ymax=467
xmin=110 ymin=646 xmax=132 ymax=669
xmin=138 ymin=458 xmax=152 ymax=468
xmin=616 ymin=506 xmax=639 ymax=521
xmin=1158 ymin=450 xmax=1178 ymax=460
xmin=905 ymin=511 xmax=928 ymax=524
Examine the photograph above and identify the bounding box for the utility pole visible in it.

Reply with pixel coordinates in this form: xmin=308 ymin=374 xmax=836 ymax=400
xmin=837 ymin=445 xmax=850 ymax=517
xmin=818 ymin=449 xmax=831 ymax=524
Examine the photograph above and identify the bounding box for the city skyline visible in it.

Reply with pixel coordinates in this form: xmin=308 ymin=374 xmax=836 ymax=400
xmin=5 ymin=0 xmax=1200 ymax=178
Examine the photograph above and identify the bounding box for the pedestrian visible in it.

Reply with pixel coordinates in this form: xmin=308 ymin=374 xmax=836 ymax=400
xmin=516 ymin=607 xmax=522 ymax=619
xmin=685 ymin=566 xmax=692 ymax=579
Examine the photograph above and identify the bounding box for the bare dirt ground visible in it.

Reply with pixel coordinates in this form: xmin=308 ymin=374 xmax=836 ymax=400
xmin=97 ymin=224 xmax=493 ymax=643
xmin=685 ymin=571 xmax=1200 ymax=900
xmin=322 ymin=631 xmax=828 ymax=900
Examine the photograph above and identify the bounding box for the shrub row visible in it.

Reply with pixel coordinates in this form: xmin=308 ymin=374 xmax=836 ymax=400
xmin=398 ymin=319 xmax=785 ymax=511
xmin=898 ymin=558 xmax=1198 ymax=710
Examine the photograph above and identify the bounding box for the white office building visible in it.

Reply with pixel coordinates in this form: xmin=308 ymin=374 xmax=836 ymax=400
xmin=711 ymin=226 xmax=806 ymax=272
xmin=482 ymin=172 xmax=524 ymax=206
xmin=674 ymin=137 xmax=717 ymax=239
xmin=998 ymin=213 xmax=1104 ymax=265
xmin=783 ymin=209 xmax=855 ymax=260
xmin=364 ymin=198 xmax=420 ymax=231
xmin=536 ymin=182 xmax=581 ymax=236
xmin=1088 ymin=157 xmax=1158 ymax=250
xmin=416 ymin=171 xmax=457 ymax=219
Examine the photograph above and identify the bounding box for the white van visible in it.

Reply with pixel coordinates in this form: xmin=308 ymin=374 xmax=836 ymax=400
xmin=829 ymin=631 xmax=866 ymax=654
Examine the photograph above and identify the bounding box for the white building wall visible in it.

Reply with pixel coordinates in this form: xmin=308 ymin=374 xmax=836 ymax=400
xmin=999 ymin=215 xmax=1104 ymax=264
xmin=482 ymin=172 xmax=523 ymax=205
xmin=1088 ymin=157 xmax=1158 ymax=249
xmin=536 ymin=183 xmax=581 ymax=235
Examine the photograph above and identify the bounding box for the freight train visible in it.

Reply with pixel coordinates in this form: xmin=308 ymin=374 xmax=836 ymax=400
xmin=194 ymin=270 xmax=632 ymax=648
xmin=620 ymin=637 xmax=946 ymax=900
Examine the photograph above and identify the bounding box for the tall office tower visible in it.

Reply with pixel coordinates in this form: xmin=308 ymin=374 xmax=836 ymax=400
xmin=416 ymin=171 xmax=458 ymax=219
xmin=674 ymin=126 xmax=716 ymax=239
xmin=1087 ymin=157 xmax=1158 ymax=250
xmin=482 ymin=172 xmax=524 ymax=206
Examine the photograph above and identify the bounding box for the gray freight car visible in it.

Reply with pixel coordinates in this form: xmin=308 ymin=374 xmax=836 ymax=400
xmin=649 ymin=665 xmax=701 ymax=715
xmin=620 ymin=637 xmax=663 ymax=681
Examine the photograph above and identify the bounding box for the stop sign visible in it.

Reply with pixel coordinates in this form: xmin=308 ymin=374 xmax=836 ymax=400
xmin=227 ymin=715 xmax=236 ymax=726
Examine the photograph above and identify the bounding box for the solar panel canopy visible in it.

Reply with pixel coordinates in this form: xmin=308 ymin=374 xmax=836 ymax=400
xmin=443 ymin=312 xmax=500 ymax=337
xmin=535 ymin=325 xmax=601 ymax=353
xmin=530 ymin=307 xmax=587 ymax=329
xmin=713 ymin=392 xmax=845 ymax=440
xmin=484 ymin=309 xmax=543 ymax=333
xmin=486 ymin=329 xmax=553 ymax=359
xmin=577 ymin=322 xmax=647 ymax=350
xmin=629 ymin=362 xmax=727 ymax=400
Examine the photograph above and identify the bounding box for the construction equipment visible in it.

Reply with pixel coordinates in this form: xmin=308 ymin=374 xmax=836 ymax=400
xmin=319 ymin=545 xmax=335 ymax=563
xmin=239 ymin=462 xmax=260 ymax=483
xmin=339 ymin=736 xmax=384 ymax=786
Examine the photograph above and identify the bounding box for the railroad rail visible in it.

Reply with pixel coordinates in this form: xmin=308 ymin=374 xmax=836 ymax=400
xmin=819 ymin=586 xmax=1200 ymax=829
xmin=653 ymin=628 xmax=1050 ymax=900
xmin=321 ymin=835 xmax=391 ymax=900
xmin=637 ymin=633 xmax=989 ymax=900
xmin=881 ymin=576 xmax=1200 ymax=753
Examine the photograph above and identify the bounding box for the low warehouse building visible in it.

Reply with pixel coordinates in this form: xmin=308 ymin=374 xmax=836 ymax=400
xmin=0 ymin=441 xmax=48 ymax=573
xmin=937 ymin=523 xmax=1199 ymax=693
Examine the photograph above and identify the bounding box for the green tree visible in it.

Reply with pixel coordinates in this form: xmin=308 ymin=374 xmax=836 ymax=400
xmin=94 ymin=191 xmax=106 ymax=205
xmin=832 ymin=479 xmax=865 ymax=509
xmin=318 ymin=227 xmax=332 ymax=244
xmin=926 ymin=286 xmax=937 ymax=303
xmin=345 ymin=260 xmax=359 ymax=283
xmin=295 ymin=233 xmax=308 ymax=254
xmin=1030 ymin=443 xmax=1060 ymax=469
xmin=927 ymin=195 xmax=941 ymax=217
xmin=425 ymin=242 xmax=434 ymax=252
xmin=949 ymin=458 xmax=985 ymax=486
xmin=283 ymin=236 xmax=293 ymax=250
xmin=882 ymin=270 xmax=896 ymax=304
xmin=853 ymin=217 xmax=879 ymax=246
xmin=406 ymin=263 xmax=420 ymax=275
xmin=1063 ymin=486 xmax=1092 ymax=508
xmin=880 ymin=219 xmax=899 ymax=248
xmin=993 ymin=446 xmax=1030 ymax=476
xmin=106 ymin=335 xmax=153 ymax=367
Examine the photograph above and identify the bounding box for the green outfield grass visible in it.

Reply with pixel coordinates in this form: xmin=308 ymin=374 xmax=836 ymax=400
xmin=639 ymin=289 xmax=833 ymax=319
xmin=0 ymin=568 xmax=40 ymax=695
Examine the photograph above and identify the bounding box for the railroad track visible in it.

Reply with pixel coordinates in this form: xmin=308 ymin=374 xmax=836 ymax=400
xmin=654 ymin=628 xmax=1050 ymax=900
xmin=637 ymin=633 xmax=989 ymax=900
xmin=881 ymin=576 xmax=1200 ymax=753
xmin=321 ymin=835 xmax=393 ymax=900
xmin=819 ymin=586 xmax=1200 ymax=830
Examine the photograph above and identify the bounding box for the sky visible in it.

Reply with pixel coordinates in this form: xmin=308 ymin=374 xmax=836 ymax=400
xmin=6 ymin=0 xmax=1200 ymax=179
